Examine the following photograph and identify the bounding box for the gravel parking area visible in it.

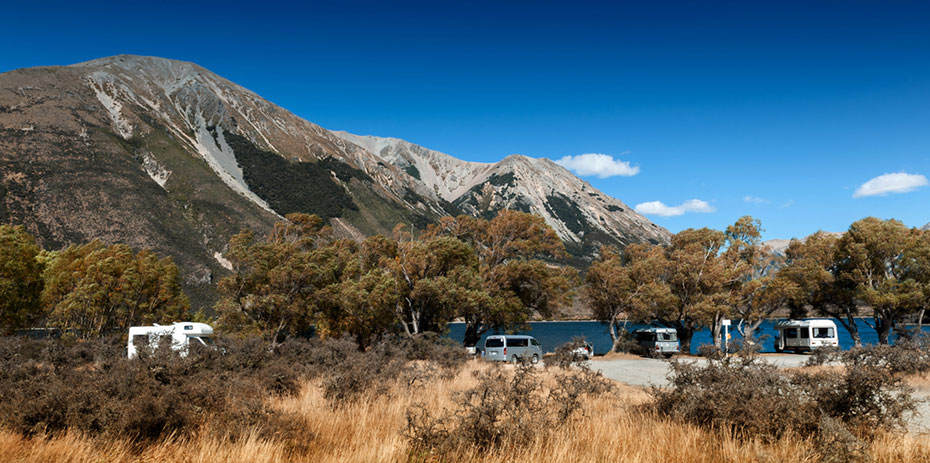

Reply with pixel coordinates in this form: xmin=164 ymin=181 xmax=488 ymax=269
xmin=590 ymin=353 xmax=811 ymax=388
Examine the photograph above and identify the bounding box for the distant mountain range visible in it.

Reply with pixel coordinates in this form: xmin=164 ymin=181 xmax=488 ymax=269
xmin=0 ymin=55 xmax=670 ymax=304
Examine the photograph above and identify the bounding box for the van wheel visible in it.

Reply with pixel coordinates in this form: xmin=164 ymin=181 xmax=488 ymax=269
xmin=531 ymin=354 xmax=539 ymax=365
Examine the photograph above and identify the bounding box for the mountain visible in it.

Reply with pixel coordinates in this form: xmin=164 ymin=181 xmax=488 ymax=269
xmin=922 ymin=223 xmax=929 ymax=231
xmin=332 ymin=132 xmax=669 ymax=257
xmin=0 ymin=55 xmax=670 ymax=304
xmin=763 ymin=231 xmax=844 ymax=256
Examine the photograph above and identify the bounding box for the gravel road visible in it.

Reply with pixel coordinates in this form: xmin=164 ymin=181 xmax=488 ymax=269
xmin=590 ymin=354 xmax=811 ymax=388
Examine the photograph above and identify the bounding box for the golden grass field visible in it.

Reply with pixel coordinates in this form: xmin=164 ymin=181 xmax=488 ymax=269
xmin=2 ymin=361 xmax=930 ymax=463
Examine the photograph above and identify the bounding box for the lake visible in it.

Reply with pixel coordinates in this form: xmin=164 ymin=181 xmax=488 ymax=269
xmin=445 ymin=319 xmax=928 ymax=355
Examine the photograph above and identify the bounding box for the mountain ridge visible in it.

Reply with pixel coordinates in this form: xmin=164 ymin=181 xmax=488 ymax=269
xmin=0 ymin=54 xmax=671 ymax=303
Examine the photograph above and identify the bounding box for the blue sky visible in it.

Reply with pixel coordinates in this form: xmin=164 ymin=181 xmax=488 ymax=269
xmin=2 ymin=0 xmax=928 ymax=239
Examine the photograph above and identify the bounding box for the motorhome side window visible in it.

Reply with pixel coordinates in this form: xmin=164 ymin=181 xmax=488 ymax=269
xmin=814 ymin=327 xmax=834 ymax=338
xmin=785 ymin=328 xmax=798 ymax=338
xmin=132 ymin=335 xmax=148 ymax=348
xmin=636 ymin=332 xmax=656 ymax=342
xmin=485 ymin=338 xmax=504 ymax=348
xmin=800 ymin=328 xmax=809 ymax=339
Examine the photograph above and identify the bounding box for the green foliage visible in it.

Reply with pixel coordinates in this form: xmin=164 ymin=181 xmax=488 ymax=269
xmin=0 ymin=226 xmax=43 ymax=334
xmin=215 ymin=213 xmax=339 ymax=347
xmin=834 ymin=218 xmax=927 ymax=344
xmin=41 ymin=241 xmax=190 ymax=338
xmin=403 ymin=164 xmax=421 ymax=180
xmin=426 ymin=211 xmax=576 ymax=346
xmin=224 ymin=130 xmax=359 ymax=219
xmin=486 ymin=172 xmax=516 ymax=187
xmin=544 ymin=193 xmax=591 ymax=235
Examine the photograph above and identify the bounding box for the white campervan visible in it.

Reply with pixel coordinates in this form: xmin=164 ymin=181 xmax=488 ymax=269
xmin=127 ymin=322 xmax=215 ymax=358
xmin=774 ymin=319 xmax=839 ymax=353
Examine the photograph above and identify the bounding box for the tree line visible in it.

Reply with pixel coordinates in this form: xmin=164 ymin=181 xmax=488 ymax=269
xmin=0 ymin=210 xmax=573 ymax=348
xmin=3 ymin=213 xmax=927 ymax=351
xmin=587 ymin=216 xmax=930 ymax=352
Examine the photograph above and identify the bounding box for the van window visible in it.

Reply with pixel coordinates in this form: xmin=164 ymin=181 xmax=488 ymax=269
xmin=485 ymin=338 xmax=504 ymax=348
xmin=530 ymin=339 xmax=540 ymax=346
xmin=785 ymin=328 xmax=798 ymax=338
xmin=508 ymin=338 xmax=528 ymax=347
xmin=800 ymin=328 xmax=809 ymax=339
xmin=813 ymin=327 xmax=834 ymax=338
xmin=660 ymin=333 xmax=677 ymax=341
xmin=636 ymin=332 xmax=657 ymax=342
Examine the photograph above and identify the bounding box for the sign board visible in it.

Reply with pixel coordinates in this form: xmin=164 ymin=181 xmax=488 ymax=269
xmin=722 ymin=319 xmax=731 ymax=326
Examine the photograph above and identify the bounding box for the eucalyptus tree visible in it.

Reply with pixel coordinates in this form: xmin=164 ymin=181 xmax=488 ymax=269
xmin=834 ymin=218 xmax=924 ymax=344
xmin=586 ymin=244 xmax=672 ymax=352
xmin=0 ymin=225 xmax=43 ymax=334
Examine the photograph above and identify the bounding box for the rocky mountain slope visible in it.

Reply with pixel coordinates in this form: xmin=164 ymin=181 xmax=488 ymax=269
xmin=333 ymin=132 xmax=669 ymax=257
xmin=0 ymin=55 xmax=670 ymax=304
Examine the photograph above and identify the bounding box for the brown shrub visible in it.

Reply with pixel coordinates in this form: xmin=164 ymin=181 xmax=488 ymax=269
xmin=0 ymin=333 xmax=466 ymax=444
xmin=405 ymin=363 xmax=613 ymax=455
xmin=652 ymin=352 xmax=916 ymax=462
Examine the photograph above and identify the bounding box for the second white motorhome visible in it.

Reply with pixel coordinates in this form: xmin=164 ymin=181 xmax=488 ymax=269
xmin=127 ymin=322 xmax=215 ymax=358
xmin=774 ymin=319 xmax=839 ymax=353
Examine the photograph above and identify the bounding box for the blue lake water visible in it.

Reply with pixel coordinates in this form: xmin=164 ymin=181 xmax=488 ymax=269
xmin=445 ymin=319 xmax=929 ymax=355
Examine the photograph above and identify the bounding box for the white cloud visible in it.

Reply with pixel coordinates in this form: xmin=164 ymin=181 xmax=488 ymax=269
xmin=554 ymin=153 xmax=639 ymax=178
xmin=744 ymin=196 xmax=768 ymax=204
xmin=634 ymin=199 xmax=716 ymax=217
xmin=853 ymin=172 xmax=929 ymax=198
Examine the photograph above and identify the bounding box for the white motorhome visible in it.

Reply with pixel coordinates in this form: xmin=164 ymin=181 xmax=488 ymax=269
xmin=774 ymin=319 xmax=839 ymax=353
xmin=127 ymin=322 xmax=215 ymax=358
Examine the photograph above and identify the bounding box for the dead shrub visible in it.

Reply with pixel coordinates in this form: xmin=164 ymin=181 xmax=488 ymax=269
xmin=653 ymin=352 xmax=916 ymax=462
xmin=406 ymin=363 xmax=612 ymax=455
xmin=0 ymin=333 xmax=466 ymax=444
xmin=547 ymin=337 xmax=591 ymax=369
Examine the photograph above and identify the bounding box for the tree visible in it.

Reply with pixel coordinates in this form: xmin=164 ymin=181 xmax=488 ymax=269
xmin=388 ymin=226 xmax=482 ymax=338
xmin=724 ymin=217 xmax=790 ymax=344
xmin=42 ymin=241 xmax=189 ymax=338
xmin=426 ymin=211 xmax=575 ymax=347
xmin=585 ymin=244 xmax=671 ymax=352
xmin=780 ymin=232 xmax=864 ymax=346
xmin=901 ymin=227 xmax=930 ymax=329
xmin=834 ymin=218 xmax=923 ymax=344
xmin=0 ymin=226 xmax=43 ymax=334
xmin=658 ymin=227 xmax=730 ymax=353
xmin=215 ymin=213 xmax=337 ymax=348
xmin=315 ymin=236 xmax=400 ymax=348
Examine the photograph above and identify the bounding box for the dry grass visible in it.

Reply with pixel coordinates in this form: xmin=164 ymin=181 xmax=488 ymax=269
xmin=1 ymin=360 xmax=929 ymax=463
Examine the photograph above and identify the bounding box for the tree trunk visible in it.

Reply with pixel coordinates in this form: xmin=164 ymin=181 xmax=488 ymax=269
xmin=847 ymin=313 xmax=862 ymax=347
xmin=876 ymin=315 xmax=892 ymax=345
xmin=607 ymin=319 xmax=619 ymax=352
xmin=711 ymin=321 xmax=722 ymax=350
xmin=462 ymin=320 xmax=484 ymax=347
xmin=677 ymin=324 xmax=695 ymax=355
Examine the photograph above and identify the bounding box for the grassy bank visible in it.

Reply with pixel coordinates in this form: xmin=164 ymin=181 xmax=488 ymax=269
xmin=1 ymin=358 xmax=929 ymax=463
